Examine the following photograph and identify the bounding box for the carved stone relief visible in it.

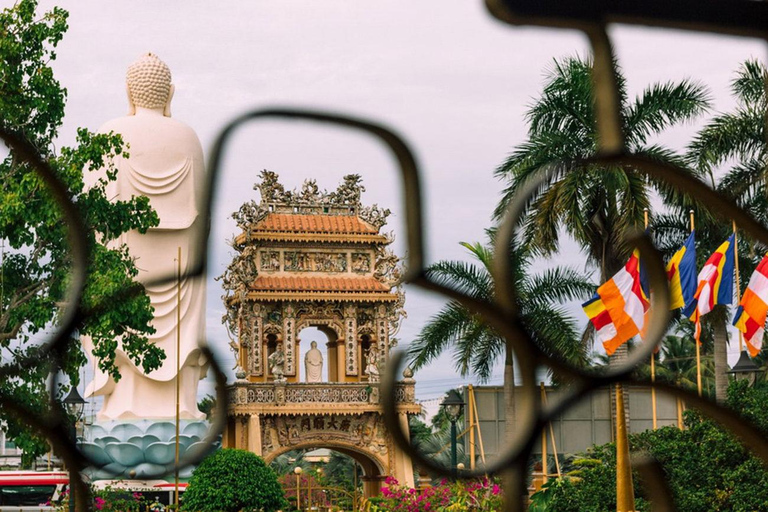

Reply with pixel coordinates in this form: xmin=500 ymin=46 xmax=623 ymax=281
xmin=262 ymin=413 xmax=387 ymax=457
xmin=344 ymin=306 xmax=358 ymax=376
xmin=376 ymin=306 xmax=389 ymax=357
xmin=283 ymin=309 xmax=296 ymax=376
xmin=351 ymin=252 xmax=371 ymax=274
xmin=285 ymin=251 xmax=347 ymax=272
xmin=260 ymin=250 xmax=280 ymax=271
xmin=250 ymin=316 xmax=263 ymax=376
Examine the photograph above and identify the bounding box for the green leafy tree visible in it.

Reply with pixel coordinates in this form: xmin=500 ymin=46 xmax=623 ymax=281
xmin=269 ymin=450 xmax=308 ymax=476
xmin=197 ymin=394 xmax=216 ymax=420
xmin=534 ymin=380 xmax=768 ymax=511
xmin=408 ymin=241 xmax=592 ymax=445
xmin=183 ymin=449 xmax=287 ymax=512
xmin=0 ymin=0 xmax=161 ymax=464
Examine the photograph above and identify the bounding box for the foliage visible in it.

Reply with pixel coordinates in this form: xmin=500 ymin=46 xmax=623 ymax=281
xmin=0 ymin=0 xmax=161 ymax=465
xmin=182 ymin=449 xmax=286 ymax=512
xmin=532 ymin=380 xmax=768 ymax=511
xmin=326 ymin=452 xmax=362 ymax=491
xmin=495 ymin=56 xmax=710 ymax=279
xmin=367 ymin=476 xmax=502 ymax=512
xmin=278 ymin=470 xmax=327 ymax=511
xmin=197 ymin=394 xmax=216 ymax=420
xmin=52 ymin=485 xmax=145 ymax=511
xmin=407 ymin=240 xmax=592 ymax=381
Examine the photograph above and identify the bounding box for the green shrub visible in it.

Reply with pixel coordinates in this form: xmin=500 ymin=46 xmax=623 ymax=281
xmin=182 ymin=449 xmax=286 ymax=512
xmin=531 ymin=380 xmax=768 ymax=511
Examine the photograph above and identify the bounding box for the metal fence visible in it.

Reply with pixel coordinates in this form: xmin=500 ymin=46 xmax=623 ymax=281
xmin=2 ymin=0 xmax=768 ymax=510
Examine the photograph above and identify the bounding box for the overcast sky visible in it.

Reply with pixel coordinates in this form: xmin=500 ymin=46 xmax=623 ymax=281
xmin=30 ymin=0 xmax=767 ymax=400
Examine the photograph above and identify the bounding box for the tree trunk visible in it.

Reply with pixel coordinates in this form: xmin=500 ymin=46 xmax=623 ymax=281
xmin=713 ymin=316 xmax=729 ymax=403
xmin=501 ymin=349 xmax=520 ymax=510
xmin=503 ymin=350 xmax=515 ymax=444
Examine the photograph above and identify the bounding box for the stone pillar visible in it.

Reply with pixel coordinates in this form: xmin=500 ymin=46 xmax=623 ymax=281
xmin=344 ymin=305 xmax=358 ymax=377
xmin=361 ymin=476 xmax=385 ymax=498
xmin=248 ymin=414 xmax=262 ymax=456
xmin=336 ymin=340 xmax=346 ymax=383
xmin=234 ymin=416 xmax=247 ymax=449
xmin=392 ymin=413 xmax=416 ymax=488
xmin=327 ymin=340 xmax=338 ymax=382
xmin=222 ymin=417 xmax=235 ymax=448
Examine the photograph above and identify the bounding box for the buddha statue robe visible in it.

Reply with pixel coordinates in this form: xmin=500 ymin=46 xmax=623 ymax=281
xmin=84 ymin=53 xmax=207 ymax=421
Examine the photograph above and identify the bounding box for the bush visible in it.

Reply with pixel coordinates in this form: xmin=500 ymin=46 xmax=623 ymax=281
xmin=367 ymin=477 xmax=502 ymax=511
xmin=532 ymin=380 xmax=768 ymax=511
xmin=182 ymin=449 xmax=286 ymax=512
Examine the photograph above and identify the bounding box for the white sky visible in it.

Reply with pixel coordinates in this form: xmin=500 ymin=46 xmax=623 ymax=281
xmin=28 ymin=0 xmax=767 ymax=401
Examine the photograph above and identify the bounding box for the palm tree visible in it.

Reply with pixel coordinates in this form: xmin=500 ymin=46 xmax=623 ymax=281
xmin=687 ymin=60 xmax=767 ymax=402
xmin=631 ymin=322 xmax=715 ymax=396
xmin=493 ymin=55 xmax=709 ymax=428
xmin=495 ymin=56 xmax=710 ymax=288
xmin=407 ymin=241 xmax=593 ymax=446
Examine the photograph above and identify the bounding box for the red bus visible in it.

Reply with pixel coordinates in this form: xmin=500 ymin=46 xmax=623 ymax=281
xmin=0 ymin=471 xmax=67 ymax=510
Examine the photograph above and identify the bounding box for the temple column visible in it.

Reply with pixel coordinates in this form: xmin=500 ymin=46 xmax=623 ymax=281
xmin=336 ymin=340 xmax=346 ymax=383
xmin=362 ymin=476 xmax=385 ymax=498
xmin=234 ymin=416 xmax=247 ymax=449
xmin=327 ymin=341 xmax=338 ymax=382
xmin=392 ymin=413 xmax=416 ymax=487
xmin=248 ymin=414 xmax=262 ymax=456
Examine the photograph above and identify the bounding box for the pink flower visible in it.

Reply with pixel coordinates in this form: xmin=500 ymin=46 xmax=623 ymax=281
xmin=94 ymin=497 xmax=106 ymax=510
xmin=492 ymin=484 xmax=501 ymax=495
xmin=385 ymin=476 xmax=398 ymax=485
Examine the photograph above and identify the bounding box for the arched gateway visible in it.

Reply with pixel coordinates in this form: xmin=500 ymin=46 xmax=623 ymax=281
xmin=222 ymin=172 xmax=419 ymax=496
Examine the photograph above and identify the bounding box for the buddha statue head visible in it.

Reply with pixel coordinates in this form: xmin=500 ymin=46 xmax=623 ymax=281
xmin=126 ymin=52 xmax=174 ymax=117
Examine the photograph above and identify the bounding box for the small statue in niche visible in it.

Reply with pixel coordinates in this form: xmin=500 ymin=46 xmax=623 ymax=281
xmin=304 ymin=341 xmax=324 ymax=383
xmin=268 ymin=343 xmax=286 ymax=382
xmin=365 ymin=346 xmax=380 ymax=382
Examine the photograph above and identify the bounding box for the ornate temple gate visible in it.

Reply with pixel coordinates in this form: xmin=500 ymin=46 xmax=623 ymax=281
xmin=222 ymin=172 xmax=418 ymax=496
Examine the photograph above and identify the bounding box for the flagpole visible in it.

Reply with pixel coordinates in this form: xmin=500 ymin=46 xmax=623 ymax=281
xmin=175 ymin=246 xmax=181 ymax=510
xmin=733 ymin=221 xmax=744 ymax=353
xmin=615 ymin=383 xmax=636 ymax=512
xmin=691 ymin=211 xmax=702 ymax=398
xmin=645 ymin=208 xmax=658 ymax=430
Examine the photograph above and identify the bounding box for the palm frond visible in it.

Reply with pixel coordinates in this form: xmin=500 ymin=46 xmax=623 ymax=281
xmin=687 ymin=108 xmax=765 ymax=172
xmin=407 ymin=302 xmax=475 ymax=371
xmin=625 ymin=80 xmax=711 ymax=146
xmin=731 ymin=59 xmax=767 ymax=106
xmin=424 ymin=260 xmax=493 ymax=301
xmin=523 ymin=267 xmax=596 ymax=309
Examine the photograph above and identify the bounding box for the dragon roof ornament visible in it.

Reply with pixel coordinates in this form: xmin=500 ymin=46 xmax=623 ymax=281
xmin=231 ymin=171 xmax=392 ymax=231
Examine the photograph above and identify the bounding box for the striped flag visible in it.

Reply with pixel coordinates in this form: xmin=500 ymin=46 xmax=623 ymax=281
xmin=666 ymin=231 xmax=697 ymax=314
xmin=733 ymin=253 xmax=768 ymax=357
xmin=690 ymin=234 xmax=736 ymax=342
xmin=583 ymin=249 xmax=650 ymax=356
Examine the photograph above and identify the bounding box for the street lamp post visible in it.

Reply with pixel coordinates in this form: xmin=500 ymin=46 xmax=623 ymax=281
xmin=441 ymin=389 xmax=465 ymax=478
xmin=62 ymin=385 xmax=86 ymax=512
xmin=294 ymin=467 xmax=303 ymax=511
xmin=728 ymin=350 xmax=764 ymax=386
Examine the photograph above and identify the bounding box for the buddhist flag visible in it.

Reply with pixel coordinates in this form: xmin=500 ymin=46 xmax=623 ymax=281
xmin=666 ymin=231 xmax=697 ymax=314
xmin=583 ymin=249 xmax=650 ymax=356
xmin=690 ymin=234 xmax=736 ymax=342
xmin=733 ymin=253 xmax=768 ymax=357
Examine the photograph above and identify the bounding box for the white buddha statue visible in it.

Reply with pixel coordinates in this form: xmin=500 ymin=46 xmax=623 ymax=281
xmin=84 ymin=53 xmax=207 ymax=421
